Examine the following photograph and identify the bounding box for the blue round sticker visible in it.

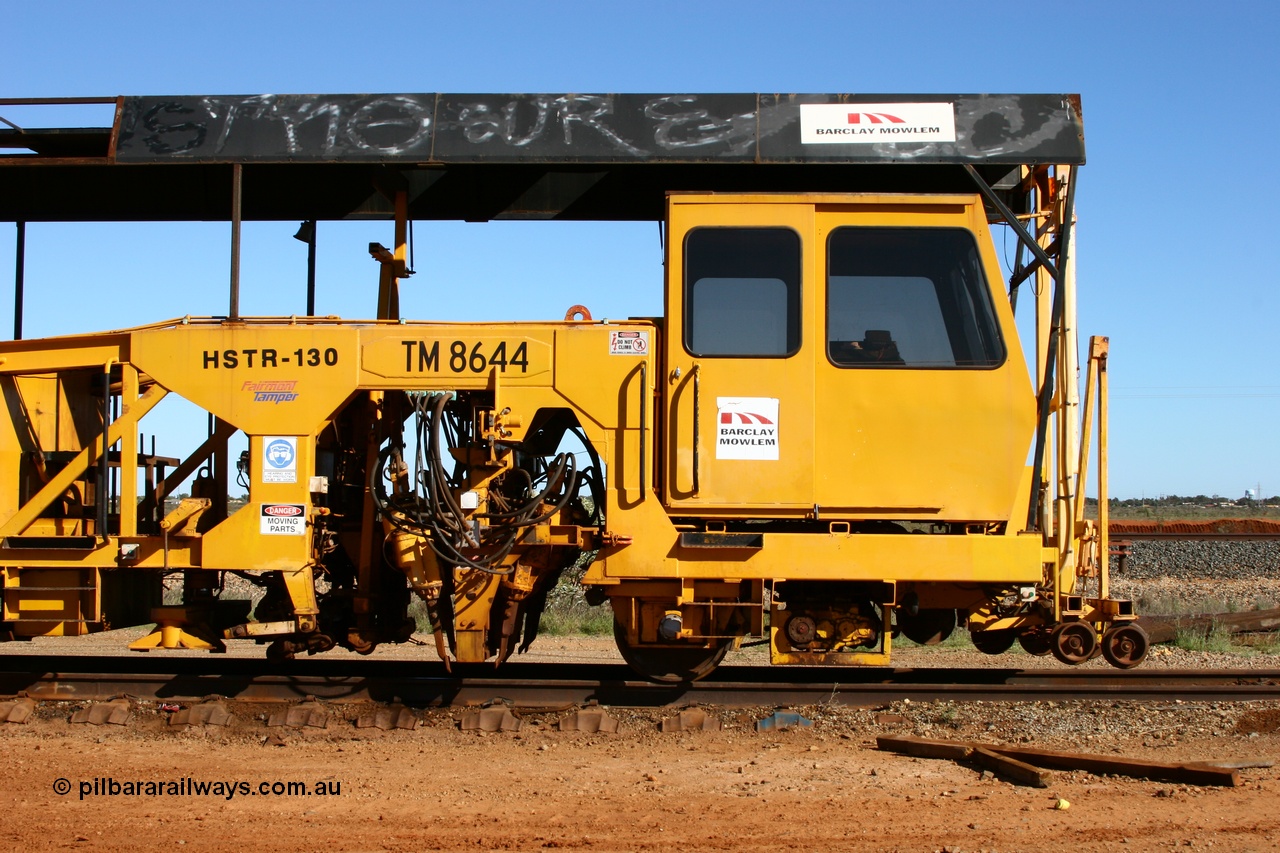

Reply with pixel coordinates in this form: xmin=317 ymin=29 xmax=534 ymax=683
xmin=265 ymin=439 xmax=295 ymax=469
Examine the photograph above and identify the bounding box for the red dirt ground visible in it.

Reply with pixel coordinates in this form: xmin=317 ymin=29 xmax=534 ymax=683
xmin=2 ymin=702 xmax=1278 ymax=853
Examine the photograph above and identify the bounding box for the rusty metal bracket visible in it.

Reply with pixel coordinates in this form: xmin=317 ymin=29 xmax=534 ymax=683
xmin=70 ymin=698 xmax=132 ymax=726
xmin=660 ymin=707 xmax=721 ymax=732
xmin=356 ymin=705 xmax=418 ymax=731
xmin=461 ymin=706 xmax=523 ymax=732
xmin=267 ymin=701 xmax=330 ymax=729
xmin=168 ymin=702 xmax=232 ymax=728
xmin=558 ymin=706 xmax=621 ymax=733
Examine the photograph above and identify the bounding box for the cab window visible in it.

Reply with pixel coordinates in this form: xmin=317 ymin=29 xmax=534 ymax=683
xmin=826 ymin=228 xmax=1004 ymax=368
xmin=684 ymin=228 xmax=801 ymax=357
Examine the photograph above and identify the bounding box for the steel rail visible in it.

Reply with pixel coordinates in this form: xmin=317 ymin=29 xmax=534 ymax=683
xmin=1111 ymin=532 xmax=1280 ymax=541
xmin=1 ymin=658 xmax=1277 ymax=707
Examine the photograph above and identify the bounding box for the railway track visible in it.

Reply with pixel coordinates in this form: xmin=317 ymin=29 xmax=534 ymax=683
xmin=1 ymin=657 xmax=1277 ymax=707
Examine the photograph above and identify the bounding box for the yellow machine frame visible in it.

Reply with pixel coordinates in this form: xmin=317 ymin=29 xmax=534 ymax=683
xmin=0 ymin=93 xmax=1143 ymax=679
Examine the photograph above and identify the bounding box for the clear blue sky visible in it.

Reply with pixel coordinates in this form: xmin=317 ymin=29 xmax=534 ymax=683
xmin=3 ymin=0 xmax=1277 ymax=499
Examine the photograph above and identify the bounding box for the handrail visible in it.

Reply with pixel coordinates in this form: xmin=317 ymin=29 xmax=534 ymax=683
xmin=98 ymin=363 xmax=112 ymax=541
xmin=692 ymin=364 xmax=701 ymax=496
xmin=639 ymin=361 xmax=647 ymax=501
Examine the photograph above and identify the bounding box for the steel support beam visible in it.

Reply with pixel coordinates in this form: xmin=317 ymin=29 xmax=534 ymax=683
xmin=306 ymin=221 xmax=316 ymax=316
xmin=1025 ymin=171 xmax=1077 ymax=530
xmin=229 ymin=163 xmax=242 ymax=320
xmin=12 ymin=221 xmax=23 ymax=340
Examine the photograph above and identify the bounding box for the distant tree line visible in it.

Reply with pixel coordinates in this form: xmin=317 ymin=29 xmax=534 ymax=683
xmin=1082 ymin=494 xmax=1279 ymax=508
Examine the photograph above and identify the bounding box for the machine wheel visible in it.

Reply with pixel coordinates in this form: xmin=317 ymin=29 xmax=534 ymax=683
xmin=613 ymin=617 xmax=730 ymax=683
xmin=898 ymin=607 xmax=957 ymax=646
xmin=1100 ymin=623 xmax=1149 ymax=669
xmin=1017 ymin=629 xmax=1053 ymax=657
xmin=970 ymin=628 xmax=1017 ymax=655
xmin=265 ymin=639 xmax=295 ymax=663
xmin=1050 ymin=621 xmax=1098 ymax=665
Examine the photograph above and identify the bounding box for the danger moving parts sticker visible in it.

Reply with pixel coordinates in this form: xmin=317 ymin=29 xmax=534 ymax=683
xmin=800 ymin=102 xmax=956 ymax=144
xmin=260 ymin=504 xmax=306 ymax=536
xmin=715 ymin=397 xmax=779 ymax=461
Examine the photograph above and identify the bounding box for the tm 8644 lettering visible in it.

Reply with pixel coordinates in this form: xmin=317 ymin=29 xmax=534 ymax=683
xmin=401 ymin=339 xmax=529 ymax=374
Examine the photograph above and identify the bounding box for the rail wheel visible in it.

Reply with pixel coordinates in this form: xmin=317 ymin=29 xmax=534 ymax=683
xmin=970 ymin=628 xmax=1016 ymax=655
xmin=1050 ymin=621 xmax=1098 ymax=665
xmin=613 ymin=617 xmax=730 ymax=683
xmin=265 ymin=639 xmax=295 ymax=663
xmin=1100 ymin=623 xmax=1149 ymax=669
xmin=898 ymin=607 xmax=957 ymax=646
xmin=1017 ymin=629 xmax=1052 ymax=657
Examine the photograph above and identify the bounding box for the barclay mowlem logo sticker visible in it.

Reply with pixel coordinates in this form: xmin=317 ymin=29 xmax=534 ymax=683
xmin=846 ymin=112 xmax=906 ymax=124
xmin=720 ymin=411 xmax=774 ymax=425
xmin=716 ymin=397 xmax=779 ymax=461
xmin=800 ymin=102 xmax=956 ymax=144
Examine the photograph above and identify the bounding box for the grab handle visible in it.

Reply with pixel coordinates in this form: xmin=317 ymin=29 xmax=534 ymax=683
xmin=639 ymin=361 xmax=648 ymax=501
xmin=692 ymin=364 xmax=701 ymax=496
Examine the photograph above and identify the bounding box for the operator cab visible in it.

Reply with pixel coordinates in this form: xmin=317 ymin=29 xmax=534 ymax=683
xmin=661 ymin=193 xmax=1034 ymax=524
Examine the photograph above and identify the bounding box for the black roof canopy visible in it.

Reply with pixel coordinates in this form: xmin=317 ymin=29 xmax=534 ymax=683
xmin=0 ymin=93 xmax=1083 ymax=222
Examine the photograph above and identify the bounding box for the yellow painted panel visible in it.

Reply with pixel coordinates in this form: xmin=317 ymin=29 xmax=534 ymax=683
xmin=199 ymin=502 xmax=311 ymax=571
xmin=593 ymin=469 xmax=682 ymax=571
xmin=0 ymin=339 xmax=128 ymax=375
xmin=813 ymin=370 xmax=1034 ymax=517
xmin=0 ymin=543 xmax=166 ymax=569
xmin=668 ymin=192 xmax=975 ymax=208
xmin=17 ymin=598 xmax=68 ymax=611
xmin=596 ymin=527 xmax=1043 ymax=583
xmin=663 ymin=197 xmax=816 ymax=509
xmin=130 ymin=325 xmax=361 ymax=435
xmin=360 ymin=326 xmax=554 ymax=384
xmin=0 ymin=374 xmax=102 ymax=529
xmin=3 ymin=567 xmax=93 ymax=624
xmin=813 ymin=203 xmax=1035 ymax=521
xmin=553 ymin=326 xmax=654 ymax=431
xmin=0 ymin=393 xmax=22 ymax=526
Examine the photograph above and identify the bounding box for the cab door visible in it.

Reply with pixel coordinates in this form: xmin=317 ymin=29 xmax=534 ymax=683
xmin=812 ymin=200 xmax=1035 ymax=520
xmin=662 ymin=195 xmax=815 ymax=511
